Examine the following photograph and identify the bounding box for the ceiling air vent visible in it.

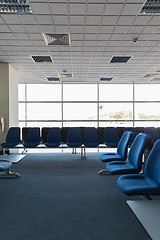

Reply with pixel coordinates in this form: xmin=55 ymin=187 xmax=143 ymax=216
xmin=47 ymin=77 xmax=60 ymax=81
xmin=139 ymin=0 xmax=160 ymax=15
xmin=110 ymin=56 xmax=131 ymax=63
xmin=58 ymin=73 xmax=73 ymax=78
xmin=0 ymin=0 xmax=32 ymax=14
xmin=31 ymin=56 xmax=52 ymax=63
xmin=43 ymin=33 xmax=70 ymax=46
xmin=99 ymin=77 xmax=112 ymax=81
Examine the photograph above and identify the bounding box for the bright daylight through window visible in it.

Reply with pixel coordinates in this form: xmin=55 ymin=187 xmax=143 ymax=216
xmin=18 ymin=83 xmax=160 ymax=128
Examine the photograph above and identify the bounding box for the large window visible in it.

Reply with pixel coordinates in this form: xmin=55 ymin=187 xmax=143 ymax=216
xmin=18 ymin=83 xmax=160 ymax=128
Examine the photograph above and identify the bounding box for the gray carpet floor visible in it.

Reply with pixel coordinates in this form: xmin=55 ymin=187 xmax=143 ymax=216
xmin=0 ymin=152 xmax=151 ymax=240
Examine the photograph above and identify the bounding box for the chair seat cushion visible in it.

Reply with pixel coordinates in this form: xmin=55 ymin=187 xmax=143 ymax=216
xmin=0 ymin=160 xmax=12 ymax=171
xmin=106 ymin=161 xmax=140 ymax=174
xmin=45 ymin=142 xmax=61 ymax=148
xmin=117 ymin=174 xmax=160 ymax=195
xmin=1 ymin=142 xmax=20 ymax=148
xmin=100 ymin=153 xmax=125 ymax=162
xmin=23 ymin=142 xmax=40 ymax=148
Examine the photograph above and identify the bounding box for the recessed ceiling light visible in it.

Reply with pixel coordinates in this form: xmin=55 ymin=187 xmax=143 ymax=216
xmin=139 ymin=0 xmax=160 ymax=15
xmin=58 ymin=73 xmax=73 ymax=78
xmin=0 ymin=0 xmax=32 ymax=14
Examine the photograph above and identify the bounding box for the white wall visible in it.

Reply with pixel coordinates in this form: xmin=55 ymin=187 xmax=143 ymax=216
xmin=0 ymin=63 xmax=18 ymax=149
xmin=9 ymin=64 xmax=18 ymax=127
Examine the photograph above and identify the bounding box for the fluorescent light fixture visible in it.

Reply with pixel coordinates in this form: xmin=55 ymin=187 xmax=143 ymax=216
xmin=100 ymin=77 xmax=112 ymax=81
xmin=139 ymin=0 xmax=160 ymax=14
xmin=47 ymin=77 xmax=60 ymax=81
xmin=0 ymin=0 xmax=32 ymax=14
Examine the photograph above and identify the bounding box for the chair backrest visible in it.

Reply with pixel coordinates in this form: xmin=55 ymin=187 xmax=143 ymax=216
xmin=103 ymin=127 xmax=119 ymax=147
xmin=124 ymin=127 xmax=138 ymax=146
xmin=22 ymin=127 xmax=30 ymax=141
xmin=144 ymin=127 xmax=159 ymax=150
xmin=117 ymin=131 xmax=132 ymax=159
xmin=67 ymin=127 xmax=82 ymax=143
xmin=117 ymin=131 xmax=133 ymax=159
xmin=25 ymin=127 xmax=41 ymax=142
xmin=6 ymin=127 xmax=20 ymax=143
xmin=83 ymin=127 xmax=99 ymax=146
xmin=144 ymin=127 xmax=159 ymax=143
xmin=41 ymin=127 xmax=50 ymax=143
xmin=128 ymin=133 xmax=148 ymax=170
xmin=145 ymin=139 xmax=160 ymax=185
xmin=116 ymin=127 xmax=125 ymax=140
xmin=47 ymin=127 xmax=62 ymax=143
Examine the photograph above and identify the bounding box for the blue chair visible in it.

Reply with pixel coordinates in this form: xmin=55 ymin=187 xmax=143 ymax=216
xmin=124 ymin=127 xmax=138 ymax=146
xmin=99 ymin=131 xmax=133 ymax=174
xmin=0 ymin=160 xmax=13 ymax=178
xmin=83 ymin=127 xmax=99 ymax=147
xmin=1 ymin=127 xmax=21 ymax=153
xmin=100 ymin=131 xmax=133 ymax=163
xmin=103 ymin=127 xmax=119 ymax=147
xmin=83 ymin=127 xmax=99 ymax=159
xmin=66 ymin=127 xmax=83 ymax=154
xmin=23 ymin=127 xmax=41 ymax=148
xmin=106 ymin=133 xmax=148 ymax=175
xmin=45 ymin=127 xmax=62 ymax=147
xmin=117 ymin=139 xmax=160 ymax=198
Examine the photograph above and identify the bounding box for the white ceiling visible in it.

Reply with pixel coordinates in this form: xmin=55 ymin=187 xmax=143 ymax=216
xmin=1 ymin=0 xmax=160 ymax=84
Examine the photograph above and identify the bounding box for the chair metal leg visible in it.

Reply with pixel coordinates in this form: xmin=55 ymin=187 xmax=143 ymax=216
xmin=81 ymin=147 xmax=84 ymax=159
xmin=0 ymin=168 xmax=20 ymax=178
xmin=98 ymin=169 xmax=109 ymax=175
xmin=22 ymin=148 xmax=27 ymax=154
xmin=3 ymin=148 xmax=5 ymax=155
xmin=140 ymin=195 xmax=152 ymax=200
xmin=83 ymin=147 xmax=86 ymax=159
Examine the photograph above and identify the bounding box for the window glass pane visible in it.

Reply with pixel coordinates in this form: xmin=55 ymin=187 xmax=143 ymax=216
xmin=134 ymin=121 xmax=160 ymax=127
xmin=63 ymin=103 xmax=97 ymax=120
xmin=135 ymin=84 xmax=160 ymax=101
xmin=99 ymin=122 xmax=132 ymax=127
xmin=26 ymin=84 xmax=61 ymax=101
xmin=18 ymin=84 xmax=25 ymax=101
xmin=27 ymin=103 xmax=61 ymax=120
xmin=99 ymin=84 xmax=133 ymax=101
xmin=63 ymin=122 xmax=97 ymax=127
xmin=99 ymin=103 xmax=133 ymax=120
xmin=135 ymin=103 xmax=160 ymax=120
xmin=18 ymin=103 xmax=25 ymax=120
xmin=63 ymin=84 xmax=97 ymax=101
xmin=26 ymin=122 xmax=62 ymax=128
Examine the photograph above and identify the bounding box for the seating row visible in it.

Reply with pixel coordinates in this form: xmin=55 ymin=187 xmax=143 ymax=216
xmin=1 ymin=126 xmax=160 ymax=158
xmin=99 ymin=133 xmax=160 ymax=198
